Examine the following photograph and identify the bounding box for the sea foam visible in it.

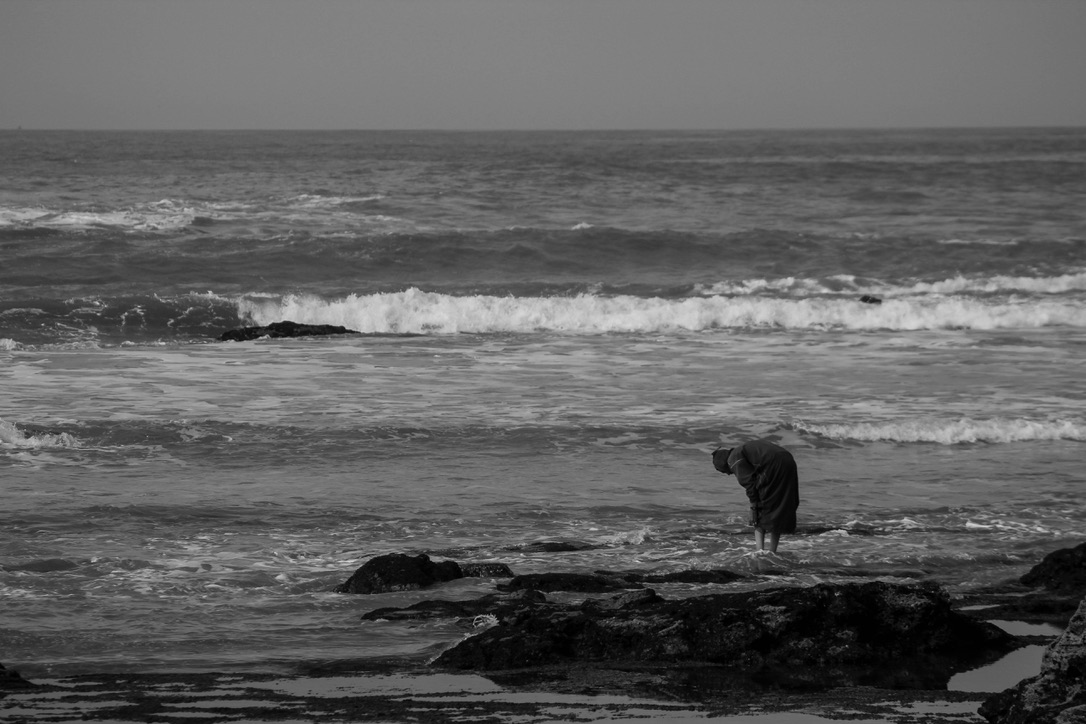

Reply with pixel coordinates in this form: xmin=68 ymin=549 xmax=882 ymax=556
xmin=237 ymin=288 xmax=1086 ymax=335
xmin=700 ymin=272 xmax=1086 ymax=297
xmin=793 ymin=417 xmax=1085 ymax=444
xmin=0 ymin=418 xmax=81 ymax=449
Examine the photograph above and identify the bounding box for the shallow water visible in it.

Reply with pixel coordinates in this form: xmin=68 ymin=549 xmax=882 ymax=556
xmin=2 ymin=128 xmax=1084 ymax=678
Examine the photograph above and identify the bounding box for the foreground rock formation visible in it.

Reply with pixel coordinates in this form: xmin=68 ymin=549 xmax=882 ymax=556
xmin=218 ymin=320 xmax=360 ymax=342
xmin=430 ymin=580 xmax=1016 ymax=689
xmin=333 ymin=553 xmax=514 ymax=594
xmin=0 ymin=662 xmax=33 ymax=690
xmin=958 ymin=541 xmax=1086 ymax=627
xmin=981 ymin=596 xmax=1086 ymax=723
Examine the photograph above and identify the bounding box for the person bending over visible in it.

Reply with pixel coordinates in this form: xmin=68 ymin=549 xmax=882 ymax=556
xmin=712 ymin=439 xmax=799 ymax=552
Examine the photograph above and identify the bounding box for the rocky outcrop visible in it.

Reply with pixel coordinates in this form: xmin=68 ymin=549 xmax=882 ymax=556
xmin=430 ymin=580 xmax=1017 ymax=690
xmin=333 ymin=554 xmax=513 ymax=594
xmin=495 ymin=568 xmax=745 ymax=594
xmin=980 ymin=597 xmax=1086 ymax=724
xmin=2 ymin=558 xmax=79 ymax=573
xmin=1021 ymin=542 xmax=1086 ymax=594
xmin=0 ymin=662 xmax=33 ymax=690
xmin=500 ymin=540 xmax=601 ymax=553
xmin=958 ymin=542 xmax=1086 ymax=627
xmin=218 ymin=321 xmax=360 ymax=342
xmin=497 ymin=572 xmax=641 ymax=594
xmin=362 ymin=588 xmax=548 ymax=625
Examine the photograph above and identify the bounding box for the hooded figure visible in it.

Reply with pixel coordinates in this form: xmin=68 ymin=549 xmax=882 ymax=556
xmin=713 ymin=439 xmax=799 ymax=552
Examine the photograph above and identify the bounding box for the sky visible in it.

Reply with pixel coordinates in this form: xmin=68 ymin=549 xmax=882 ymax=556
xmin=3 ymin=0 xmax=1086 ymax=131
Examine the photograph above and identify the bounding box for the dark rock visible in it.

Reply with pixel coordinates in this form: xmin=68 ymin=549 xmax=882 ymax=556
xmin=219 ymin=321 xmax=360 ymax=342
xmin=959 ymin=542 xmax=1086 ymax=628
xmin=4 ymin=558 xmax=79 ymax=573
xmin=581 ymin=588 xmax=663 ymax=611
xmin=1020 ymin=542 xmax=1086 ymax=594
xmin=334 ymin=554 xmax=463 ymax=594
xmin=958 ymin=591 xmax=1083 ymax=628
xmin=460 ymin=563 xmax=515 ymax=578
xmin=432 ymin=581 xmax=1018 ymax=690
xmin=0 ymin=662 xmax=33 ymax=689
xmin=495 ymin=568 xmax=745 ymax=592
xmin=362 ymin=589 xmax=549 ymax=624
xmin=502 ymin=540 xmax=599 ymax=553
xmin=498 ymin=572 xmax=643 ymax=594
xmin=980 ymin=597 xmax=1086 ymax=724
xmin=615 ymin=568 xmax=746 ymax=585
xmin=859 ymin=295 xmax=883 ymax=305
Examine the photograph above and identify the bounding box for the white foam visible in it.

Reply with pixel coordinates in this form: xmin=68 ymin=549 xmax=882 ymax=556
xmin=288 ymin=194 xmax=383 ymax=208
xmin=903 ymin=272 xmax=1086 ymax=295
xmin=0 ymin=201 xmax=196 ymax=232
xmin=699 ymin=272 xmax=1086 ymax=298
xmin=0 ymin=418 xmax=81 ymax=449
xmin=236 ymin=288 xmax=1086 ymax=335
xmin=794 ymin=416 xmax=1085 ymax=444
xmin=938 ymin=238 xmax=1021 ymax=246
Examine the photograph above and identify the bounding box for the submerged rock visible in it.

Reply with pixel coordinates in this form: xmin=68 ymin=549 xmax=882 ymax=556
xmin=333 ymin=553 xmax=513 ymax=594
xmin=617 ymin=568 xmax=746 ymax=585
xmin=460 ymin=562 xmax=516 ymax=578
xmin=498 ymin=572 xmax=641 ymax=594
xmin=495 ymin=568 xmax=746 ymax=594
xmin=218 ymin=321 xmax=360 ymax=342
xmin=980 ymin=596 xmax=1086 ymax=724
xmin=501 ymin=540 xmax=601 ymax=553
xmin=0 ymin=662 xmax=34 ymax=690
xmin=3 ymin=558 xmax=79 ymax=573
xmin=432 ymin=580 xmax=1017 ymax=690
xmin=362 ymin=588 xmax=548 ymax=625
xmin=334 ymin=554 xmax=463 ymax=594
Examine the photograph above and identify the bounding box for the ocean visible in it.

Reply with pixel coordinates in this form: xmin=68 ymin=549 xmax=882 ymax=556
xmin=1 ymin=128 xmax=1084 ymax=679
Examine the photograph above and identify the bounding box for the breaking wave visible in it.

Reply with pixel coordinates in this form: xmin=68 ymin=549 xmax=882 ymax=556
xmin=237 ymin=288 xmax=1086 ymax=335
xmin=0 ymin=418 xmax=81 ymax=449
xmin=698 ymin=272 xmax=1086 ymax=297
xmin=793 ymin=417 xmax=1085 ymax=444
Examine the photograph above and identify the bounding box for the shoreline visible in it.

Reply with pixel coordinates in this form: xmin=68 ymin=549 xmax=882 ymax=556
xmin=2 ymin=662 xmax=1002 ymax=724
xmin=0 ymin=615 xmax=1053 ymax=724
xmin=7 ymin=543 xmax=1084 ymax=723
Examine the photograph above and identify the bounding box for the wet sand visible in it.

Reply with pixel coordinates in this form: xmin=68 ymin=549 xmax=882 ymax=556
xmin=0 ymin=649 xmax=1038 ymax=724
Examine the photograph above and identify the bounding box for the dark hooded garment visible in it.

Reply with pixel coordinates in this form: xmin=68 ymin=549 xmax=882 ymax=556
xmin=713 ymin=439 xmax=799 ymax=534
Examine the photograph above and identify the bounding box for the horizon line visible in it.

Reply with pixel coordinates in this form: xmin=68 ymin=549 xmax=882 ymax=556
xmin=4 ymin=123 xmax=1086 ymax=134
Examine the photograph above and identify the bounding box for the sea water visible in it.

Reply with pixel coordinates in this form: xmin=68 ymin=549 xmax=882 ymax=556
xmin=1 ymin=128 xmax=1084 ymax=677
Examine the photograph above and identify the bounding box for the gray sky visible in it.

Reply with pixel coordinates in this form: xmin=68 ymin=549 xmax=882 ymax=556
xmin=3 ymin=0 xmax=1085 ymax=130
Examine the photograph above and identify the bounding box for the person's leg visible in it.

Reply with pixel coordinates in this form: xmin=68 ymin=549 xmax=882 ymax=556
xmin=766 ymin=530 xmax=781 ymax=553
xmin=754 ymin=527 xmax=765 ymax=551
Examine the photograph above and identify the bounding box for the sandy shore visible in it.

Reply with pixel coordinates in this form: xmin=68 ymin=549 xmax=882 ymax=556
xmin=1 ymin=660 xmax=1009 ymax=724
xmin=2 ymin=592 xmax=1063 ymax=723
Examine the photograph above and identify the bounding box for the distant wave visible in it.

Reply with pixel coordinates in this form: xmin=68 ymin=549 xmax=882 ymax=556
xmin=3 ymin=283 xmax=1083 ymax=348
xmin=793 ymin=417 xmax=1085 ymax=444
xmin=238 ymin=288 xmax=1086 ymax=335
xmin=0 ymin=201 xmax=197 ymax=233
xmin=0 ymin=194 xmax=399 ymax=235
xmin=698 ymin=272 xmax=1086 ymax=297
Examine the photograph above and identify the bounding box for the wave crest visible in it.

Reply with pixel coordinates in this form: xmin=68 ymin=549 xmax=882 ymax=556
xmin=700 ymin=272 xmax=1086 ymax=297
xmin=793 ymin=417 xmax=1085 ymax=444
xmin=0 ymin=419 xmax=81 ymax=449
xmin=237 ymin=288 xmax=1086 ymax=335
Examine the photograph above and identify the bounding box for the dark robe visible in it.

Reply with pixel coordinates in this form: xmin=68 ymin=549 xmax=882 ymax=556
xmin=714 ymin=439 xmax=799 ymax=534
